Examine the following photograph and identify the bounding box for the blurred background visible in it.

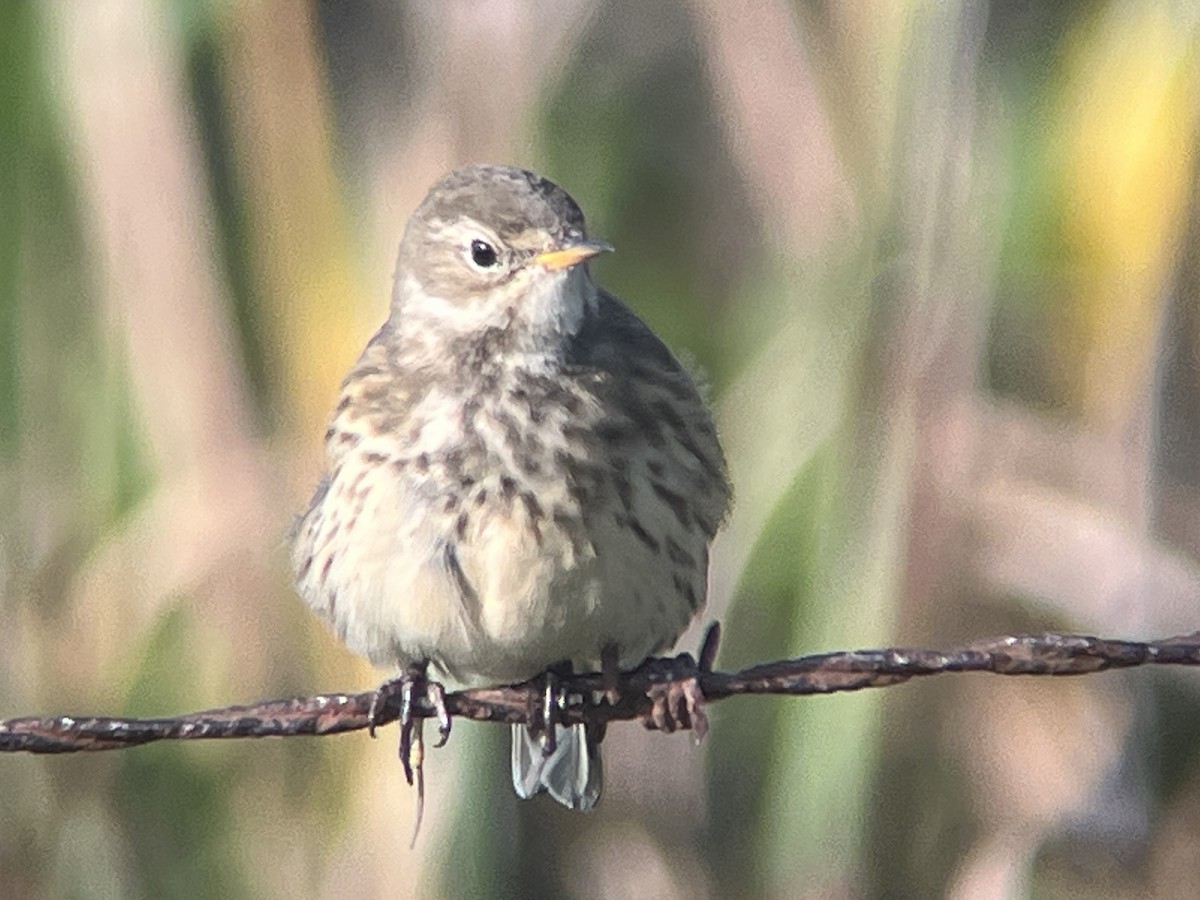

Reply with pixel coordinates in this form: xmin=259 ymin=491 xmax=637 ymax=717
xmin=4 ymin=1 xmax=1200 ymax=897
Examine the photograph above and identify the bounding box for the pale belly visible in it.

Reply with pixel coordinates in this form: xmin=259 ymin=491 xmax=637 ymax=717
xmin=293 ymin=442 xmax=704 ymax=684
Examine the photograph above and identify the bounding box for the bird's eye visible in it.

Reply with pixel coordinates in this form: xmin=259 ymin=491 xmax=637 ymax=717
xmin=470 ymin=239 xmax=499 ymax=269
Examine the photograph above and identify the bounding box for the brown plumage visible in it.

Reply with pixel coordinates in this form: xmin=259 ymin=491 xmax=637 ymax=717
xmin=292 ymin=164 xmax=730 ymax=810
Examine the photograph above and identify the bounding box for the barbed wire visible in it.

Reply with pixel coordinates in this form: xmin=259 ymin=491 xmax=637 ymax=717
xmin=3 ymin=626 xmax=1198 ymax=755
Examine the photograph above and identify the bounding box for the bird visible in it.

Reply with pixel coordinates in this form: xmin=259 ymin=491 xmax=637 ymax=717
xmin=291 ymin=164 xmax=730 ymax=811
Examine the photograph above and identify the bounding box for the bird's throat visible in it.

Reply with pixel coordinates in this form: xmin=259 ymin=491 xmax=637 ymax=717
xmin=392 ymin=271 xmax=593 ymax=381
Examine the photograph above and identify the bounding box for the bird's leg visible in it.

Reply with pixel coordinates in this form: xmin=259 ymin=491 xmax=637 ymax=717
xmin=531 ymin=660 xmax=575 ymax=757
xmin=645 ymin=622 xmax=721 ymax=741
xmin=367 ymin=661 xmax=452 ymax=786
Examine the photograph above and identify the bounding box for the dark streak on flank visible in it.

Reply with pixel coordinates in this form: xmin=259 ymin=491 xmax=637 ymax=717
xmin=516 ymin=449 xmax=542 ymax=476
xmin=521 ymin=492 xmax=544 ymax=546
xmin=628 ymin=519 xmax=660 ymax=553
xmin=612 ymin=469 xmax=634 ymax=513
xmin=444 ymin=542 xmax=479 ymax=612
xmin=520 ymin=491 xmax=544 ymax=520
xmin=664 ymin=536 xmax=695 ymax=569
xmin=671 ymin=573 xmax=700 ymax=609
xmin=553 ymin=504 xmax=588 ymax=558
xmin=652 ymin=481 xmax=692 ymax=529
xmin=500 ymin=475 xmax=518 ymax=502
xmin=493 ymin=409 xmax=523 ymax=448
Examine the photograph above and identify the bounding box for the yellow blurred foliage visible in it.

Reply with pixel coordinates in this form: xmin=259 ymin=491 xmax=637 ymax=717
xmin=1056 ymin=5 xmax=1199 ymax=428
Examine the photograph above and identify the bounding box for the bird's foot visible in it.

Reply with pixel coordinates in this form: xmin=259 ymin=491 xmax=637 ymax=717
xmin=367 ymin=663 xmax=452 ymax=786
xmin=645 ymin=655 xmax=707 ymax=739
xmin=644 ymin=623 xmax=720 ymax=741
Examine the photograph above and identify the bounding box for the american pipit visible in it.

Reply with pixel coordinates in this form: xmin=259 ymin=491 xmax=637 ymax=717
xmin=292 ymin=164 xmax=730 ymax=811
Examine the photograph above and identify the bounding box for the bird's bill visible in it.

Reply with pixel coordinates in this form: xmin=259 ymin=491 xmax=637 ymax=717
xmin=533 ymin=240 xmax=614 ymax=271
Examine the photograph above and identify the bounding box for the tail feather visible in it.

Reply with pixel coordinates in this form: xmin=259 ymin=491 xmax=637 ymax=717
xmin=511 ymin=723 xmax=602 ymax=811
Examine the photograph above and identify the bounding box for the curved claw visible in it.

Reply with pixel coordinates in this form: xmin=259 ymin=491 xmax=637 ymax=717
xmin=427 ymin=681 xmax=451 ymax=748
xmin=367 ymin=676 xmax=408 ymax=739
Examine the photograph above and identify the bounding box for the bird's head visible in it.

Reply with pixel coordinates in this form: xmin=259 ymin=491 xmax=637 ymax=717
xmin=391 ymin=165 xmax=612 ymax=360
